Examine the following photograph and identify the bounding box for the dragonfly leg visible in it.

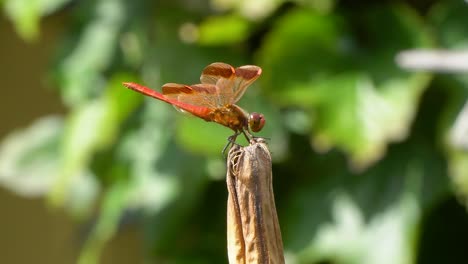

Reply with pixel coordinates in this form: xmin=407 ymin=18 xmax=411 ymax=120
xmin=242 ymin=129 xmax=269 ymax=144
xmin=222 ymin=131 xmax=241 ymax=157
xmin=242 ymin=129 xmax=254 ymax=143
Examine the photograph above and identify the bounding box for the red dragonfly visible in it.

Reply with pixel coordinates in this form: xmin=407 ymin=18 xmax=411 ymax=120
xmin=123 ymin=62 xmax=265 ymax=150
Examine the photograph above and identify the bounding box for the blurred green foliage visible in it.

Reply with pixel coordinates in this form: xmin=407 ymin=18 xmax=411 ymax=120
xmin=1 ymin=0 xmax=468 ymax=263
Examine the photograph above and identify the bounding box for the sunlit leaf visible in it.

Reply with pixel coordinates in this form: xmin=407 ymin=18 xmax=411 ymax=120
xmin=211 ymin=0 xmax=335 ymax=20
xmin=49 ymin=74 xmax=141 ymax=207
xmin=283 ymin=138 xmax=449 ymax=264
xmin=299 ymin=193 xmax=418 ymax=264
xmin=55 ymin=0 xmax=128 ymax=106
xmin=211 ymin=0 xmax=283 ymax=20
xmin=177 ymin=116 xmax=233 ymax=156
xmin=117 ymin=103 xmax=211 ymax=254
xmin=258 ymin=6 xmax=433 ymax=168
xmin=0 ymin=116 xmax=62 ymax=196
xmin=430 ymin=0 xmax=468 ymax=209
xmin=3 ymin=0 xmax=71 ymax=41
xmin=75 ymin=95 xmax=211 ymax=264
xmin=258 ymin=8 xmax=345 ymax=101
xmin=448 ymin=150 xmax=468 ymax=206
xmin=78 ymin=180 xmax=131 ymax=264
xmin=119 ymin=101 xmax=180 ymax=212
xmin=198 ymin=15 xmax=251 ymax=46
xmin=0 ymin=116 xmax=99 ymax=216
xmin=435 ymin=76 xmax=468 ymax=209
xmin=296 ymin=0 xmax=336 ymax=13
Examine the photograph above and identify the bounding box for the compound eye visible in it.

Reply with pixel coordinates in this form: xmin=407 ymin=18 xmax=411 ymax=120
xmin=248 ymin=112 xmax=265 ymax=132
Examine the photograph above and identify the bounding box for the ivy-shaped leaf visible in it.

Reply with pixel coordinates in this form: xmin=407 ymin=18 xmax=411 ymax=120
xmin=430 ymin=0 xmax=468 ymax=208
xmin=49 ymin=74 xmax=141 ymax=208
xmin=282 ymin=137 xmax=448 ymax=263
xmin=258 ymin=5 xmax=433 ymax=168
xmin=0 ymin=116 xmax=99 ymax=216
xmin=54 ymin=0 xmax=129 ymax=106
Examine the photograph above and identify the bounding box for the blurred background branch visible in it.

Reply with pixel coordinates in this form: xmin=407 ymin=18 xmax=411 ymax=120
xmin=397 ymin=49 xmax=468 ymax=72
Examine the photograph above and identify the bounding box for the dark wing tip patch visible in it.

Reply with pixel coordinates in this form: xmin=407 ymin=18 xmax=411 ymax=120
xmin=202 ymin=62 xmax=235 ymax=79
xmin=235 ymin=65 xmax=262 ymax=80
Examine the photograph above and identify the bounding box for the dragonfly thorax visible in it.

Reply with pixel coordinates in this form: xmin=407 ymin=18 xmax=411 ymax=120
xmin=210 ymin=105 xmax=248 ymax=132
xmin=210 ymin=105 xmax=265 ymax=133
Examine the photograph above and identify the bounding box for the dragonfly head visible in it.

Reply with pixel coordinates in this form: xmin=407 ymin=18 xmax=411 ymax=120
xmin=248 ymin=112 xmax=265 ymax=132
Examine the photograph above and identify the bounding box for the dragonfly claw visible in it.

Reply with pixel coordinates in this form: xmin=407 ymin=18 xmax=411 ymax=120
xmin=222 ymin=132 xmax=241 ymax=157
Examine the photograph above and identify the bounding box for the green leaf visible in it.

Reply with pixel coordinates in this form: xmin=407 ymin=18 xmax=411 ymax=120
xmin=297 ymin=0 xmax=336 ymax=13
xmin=49 ymin=74 xmax=141 ymax=208
xmin=118 ymin=101 xmax=182 ymax=212
xmin=77 ymin=180 xmax=131 ymax=264
xmin=198 ymin=15 xmax=251 ymax=46
xmin=282 ymin=139 xmax=449 ymax=264
xmin=177 ymin=116 xmax=233 ymax=156
xmin=309 ymin=72 xmax=430 ymax=167
xmin=447 ymin=150 xmax=468 ymax=206
xmin=436 ymin=76 xmax=468 ymax=208
xmin=149 ymin=7 xmax=248 ymax=86
xmin=429 ymin=0 xmax=468 ymax=49
xmin=70 ymin=89 xmax=211 ymax=263
xmin=55 ymin=0 xmax=128 ymax=106
xmin=211 ymin=0 xmax=283 ymax=20
xmin=429 ymin=0 xmax=468 ymax=85
xmin=258 ymin=6 xmax=433 ymax=168
xmin=0 ymin=116 xmax=63 ymax=196
xmin=3 ymin=0 xmax=71 ymax=41
xmin=258 ymin=8 xmax=346 ymax=102
xmin=0 ymin=116 xmax=99 ymax=216
xmin=117 ymin=102 xmax=211 ymax=254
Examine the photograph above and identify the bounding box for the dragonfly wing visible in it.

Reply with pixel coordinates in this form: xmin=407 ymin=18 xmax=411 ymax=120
xmin=217 ymin=65 xmax=262 ymax=105
xmin=161 ymin=83 xmax=191 ymax=100
xmin=162 ymin=83 xmax=220 ymax=109
xmin=200 ymin=62 xmax=236 ymax=84
xmin=200 ymin=63 xmax=262 ymax=105
xmin=123 ymin=82 xmax=213 ymax=121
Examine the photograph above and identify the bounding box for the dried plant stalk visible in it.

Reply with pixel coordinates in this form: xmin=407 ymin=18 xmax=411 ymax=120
xmin=226 ymin=139 xmax=284 ymax=264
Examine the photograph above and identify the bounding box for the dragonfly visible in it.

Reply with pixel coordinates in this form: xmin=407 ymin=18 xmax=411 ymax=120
xmin=123 ymin=62 xmax=265 ymax=152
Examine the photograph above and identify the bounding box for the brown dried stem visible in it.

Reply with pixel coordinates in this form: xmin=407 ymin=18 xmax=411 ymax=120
xmin=226 ymin=139 xmax=284 ymax=264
